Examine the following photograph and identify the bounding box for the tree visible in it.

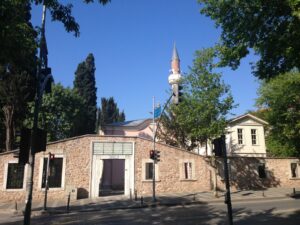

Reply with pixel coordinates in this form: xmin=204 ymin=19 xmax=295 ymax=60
xmin=198 ymin=0 xmax=300 ymax=80
xmin=25 ymin=83 xmax=85 ymax=141
xmin=31 ymin=0 xmax=111 ymax=37
xmin=0 ymin=0 xmax=111 ymax=150
xmin=0 ymin=71 xmax=35 ymax=151
xmin=0 ymin=1 xmax=37 ymax=151
xmin=74 ymin=54 xmax=97 ymax=134
xmin=256 ymin=71 xmax=300 ymax=156
xmin=0 ymin=0 xmax=37 ymax=72
xmin=158 ymin=48 xmax=235 ymax=151
xmin=97 ymin=97 xmax=126 ymax=131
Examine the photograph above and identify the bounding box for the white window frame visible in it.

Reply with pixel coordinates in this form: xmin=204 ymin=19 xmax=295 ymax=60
xmin=142 ymin=159 xmax=159 ymax=182
xmin=179 ymin=159 xmax=196 ymax=181
xmin=237 ymin=128 xmax=243 ymax=145
xmin=38 ymin=154 xmax=66 ymax=190
xmin=183 ymin=162 xmax=193 ymax=179
xmin=251 ymin=129 xmax=258 ymax=145
xmin=3 ymin=160 xmax=27 ymax=191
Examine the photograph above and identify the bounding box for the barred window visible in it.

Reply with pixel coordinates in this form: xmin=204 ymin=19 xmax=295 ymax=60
xmin=6 ymin=163 xmax=25 ymax=189
xmin=42 ymin=158 xmax=63 ymax=188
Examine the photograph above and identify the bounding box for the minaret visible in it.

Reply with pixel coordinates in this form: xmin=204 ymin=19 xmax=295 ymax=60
xmin=168 ymin=43 xmax=182 ymax=85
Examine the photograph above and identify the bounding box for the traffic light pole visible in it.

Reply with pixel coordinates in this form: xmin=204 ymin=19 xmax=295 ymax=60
xmin=43 ymin=152 xmax=51 ymax=211
xmin=152 ymin=97 xmax=157 ymax=202
xmin=151 ymin=94 xmax=174 ymax=202
xmin=24 ymin=4 xmax=52 ymax=224
xmin=221 ymin=135 xmax=233 ymax=225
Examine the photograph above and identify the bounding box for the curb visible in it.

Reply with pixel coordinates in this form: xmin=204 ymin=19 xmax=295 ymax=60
xmin=0 ymin=195 xmax=295 ymax=216
xmin=33 ymin=196 xmax=295 ymax=215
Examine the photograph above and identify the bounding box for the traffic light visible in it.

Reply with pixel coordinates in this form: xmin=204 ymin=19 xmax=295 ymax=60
xmin=150 ymin=150 xmax=155 ymax=160
xmin=40 ymin=67 xmax=53 ymax=94
xmin=172 ymin=84 xmax=183 ymax=105
xmin=32 ymin=128 xmax=47 ymax=154
xmin=172 ymin=84 xmax=179 ymax=104
xmin=212 ymin=137 xmax=223 ymax=157
xmin=50 ymin=153 xmax=55 ymax=161
xmin=178 ymin=85 xmax=183 ymax=103
xmin=154 ymin=150 xmax=161 ymax=162
xmin=19 ymin=128 xmax=31 ymax=165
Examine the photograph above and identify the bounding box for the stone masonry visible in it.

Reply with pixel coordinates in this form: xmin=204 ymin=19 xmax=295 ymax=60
xmin=0 ymin=135 xmax=300 ymax=204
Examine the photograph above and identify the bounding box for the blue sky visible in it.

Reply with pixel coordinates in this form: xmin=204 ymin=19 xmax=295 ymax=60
xmin=31 ymin=0 xmax=260 ymax=121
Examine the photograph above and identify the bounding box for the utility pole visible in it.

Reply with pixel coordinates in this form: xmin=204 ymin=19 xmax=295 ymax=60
xmin=43 ymin=153 xmax=51 ymax=211
xmin=152 ymin=96 xmax=156 ymax=202
xmin=221 ymin=134 xmax=233 ymax=225
xmin=24 ymin=3 xmax=52 ymax=224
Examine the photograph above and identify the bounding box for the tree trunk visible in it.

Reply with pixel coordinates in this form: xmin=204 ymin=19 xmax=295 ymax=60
xmin=2 ymin=105 xmax=14 ymax=151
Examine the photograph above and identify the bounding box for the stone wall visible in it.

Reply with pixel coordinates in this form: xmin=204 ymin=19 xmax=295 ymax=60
xmin=134 ymin=139 xmax=212 ymax=195
xmin=0 ymin=135 xmax=136 ymax=203
xmin=0 ymin=135 xmax=299 ymax=204
xmin=215 ymin=157 xmax=300 ymax=191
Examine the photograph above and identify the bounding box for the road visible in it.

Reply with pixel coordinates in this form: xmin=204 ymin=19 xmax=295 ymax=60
xmin=1 ymin=198 xmax=300 ymax=225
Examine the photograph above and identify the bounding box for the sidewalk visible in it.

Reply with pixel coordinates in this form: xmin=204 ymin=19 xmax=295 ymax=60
xmin=0 ymin=187 xmax=298 ymax=216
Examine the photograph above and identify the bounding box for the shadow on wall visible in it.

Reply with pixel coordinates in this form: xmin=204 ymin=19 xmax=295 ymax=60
xmin=77 ymin=188 xmax=89 ymax=199
xmin=138 ymin=132 xmax=153 ymax=140
xmin=229 ymin=143 xmax=244 ymax=155
xmin=215 ymin=157 xmax=280 ymax=190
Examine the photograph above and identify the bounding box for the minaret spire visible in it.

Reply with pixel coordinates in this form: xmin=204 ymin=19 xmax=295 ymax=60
xmin=172 ymin=43 xmax=180 ymax=60
xmin=171 ymin=43 xmax=180 ymax=74
xmin=168 ymin=43 xmax=182 ymax=85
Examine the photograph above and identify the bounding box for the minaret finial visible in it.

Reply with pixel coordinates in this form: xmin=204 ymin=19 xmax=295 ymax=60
xmin=172 ymin=42 xmax=180 ymax=61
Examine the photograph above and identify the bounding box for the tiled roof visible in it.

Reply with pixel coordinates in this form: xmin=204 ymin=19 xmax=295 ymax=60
xmin=105 ymin=118 xmax=151 ymax=127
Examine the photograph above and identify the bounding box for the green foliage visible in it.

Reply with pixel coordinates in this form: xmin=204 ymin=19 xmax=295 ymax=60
xmin=97 ymin=97 xmax=125 ymax=131
xmin=32 ymin=0 xmax=111 ymax=37
xmin=0 ymin=0 xmax=37 ymax=71
xmin=247 ymin=109 xmax=269 ymax=122
xmin=199 ymin=0 xmax=300 ymax=80
xmin=25 ymin=83 xmax=85 ymax=142
xmin=0 ymin=70 xmax=36 ymax=152
xmin=0 ymin=0 xmax=37 ymax=151
xmin=257 ymin=71 xmax=300 ymax=156
xmin=158 ymin=48 xmax=235 ymax=150
xmin=74 ymin=54 xmax=97 ymax=134
xmin=266 ymin=133 xmax=297 ymax=157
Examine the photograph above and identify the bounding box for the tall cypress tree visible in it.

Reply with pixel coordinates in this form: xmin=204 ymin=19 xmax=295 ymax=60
xmin=96 ymin=97 xmax=125 ymax=131
xmin=74 ymin=53 xmax=97 ymax=134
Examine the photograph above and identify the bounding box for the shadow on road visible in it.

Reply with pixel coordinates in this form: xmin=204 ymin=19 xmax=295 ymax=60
xmin=1 ymin=199 xmax=300 ymax=225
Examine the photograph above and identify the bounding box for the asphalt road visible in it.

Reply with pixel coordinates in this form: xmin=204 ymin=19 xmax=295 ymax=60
xmin=1 ymin=198 xmax=300 ymax=225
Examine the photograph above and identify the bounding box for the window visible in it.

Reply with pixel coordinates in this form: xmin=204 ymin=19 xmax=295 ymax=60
xmin=291 ymin=163 xmax=298 ymax=178
xmin=145 ymin=162 xmax=153 ymax=180
xmin=42 ymin=158 xmax=63 ymax=188
xmin=258 ymin=164 xmax=266 ymax=178
xmin=180 ymin=160 xmax=195 ymax=180
xmin=237 ymin=129 xmax=243 ymax=144
xmin=184 ymin=162 xmax=192 ymax=179
xmin=6 ymin=163 xmax=25 ymax=189
xmin=251 ymin=129 xmax=257 ymax=145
